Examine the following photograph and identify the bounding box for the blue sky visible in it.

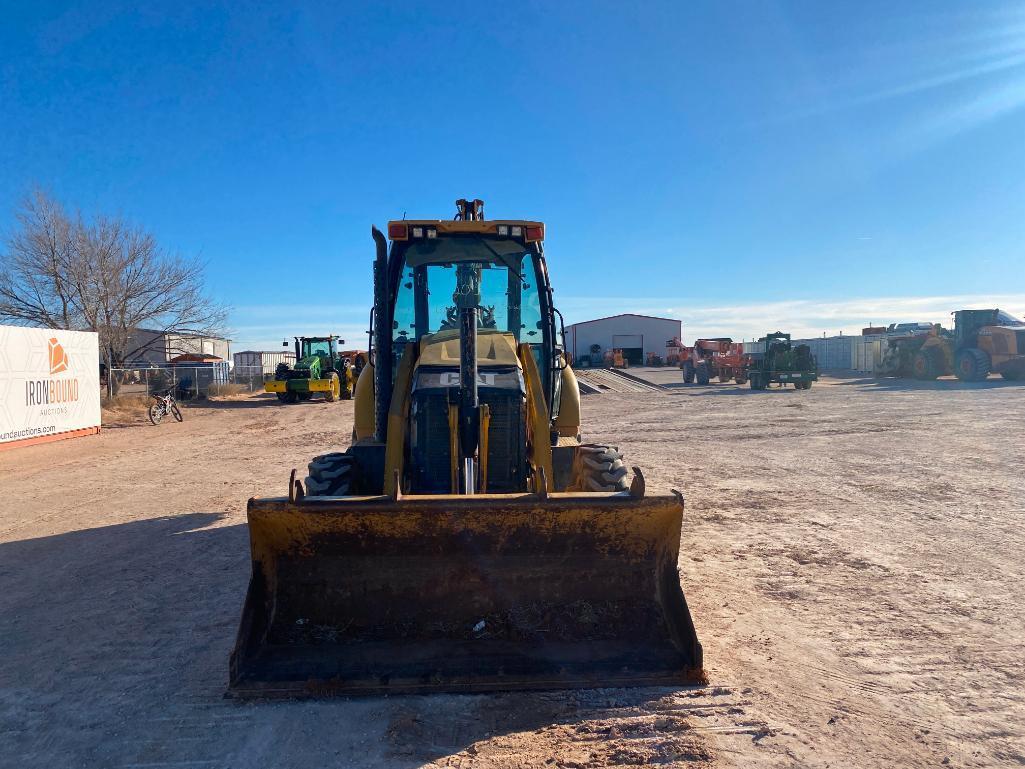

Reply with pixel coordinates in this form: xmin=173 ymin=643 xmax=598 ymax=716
xmin=3 ymin=1 xmax=1025 ymax=349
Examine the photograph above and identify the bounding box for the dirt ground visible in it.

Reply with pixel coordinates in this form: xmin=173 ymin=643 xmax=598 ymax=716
xmin=3 ymin=373 xmax=1024 ymax=768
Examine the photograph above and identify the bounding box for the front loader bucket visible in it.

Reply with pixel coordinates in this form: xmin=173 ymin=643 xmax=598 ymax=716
xmin=229 ymin=491 xmax=703 ymax=698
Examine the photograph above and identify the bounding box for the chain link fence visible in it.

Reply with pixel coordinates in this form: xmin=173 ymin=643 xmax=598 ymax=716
xmin=102 ymin=364 xmax=269 ymax=401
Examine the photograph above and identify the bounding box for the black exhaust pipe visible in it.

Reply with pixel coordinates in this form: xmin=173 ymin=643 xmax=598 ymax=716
xmin=372 ymin=227 xmax=391 ymax=444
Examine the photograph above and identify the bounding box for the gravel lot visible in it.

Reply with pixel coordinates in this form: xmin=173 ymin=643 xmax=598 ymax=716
xmin=2 ymin=374 xmax=1023 ymax=768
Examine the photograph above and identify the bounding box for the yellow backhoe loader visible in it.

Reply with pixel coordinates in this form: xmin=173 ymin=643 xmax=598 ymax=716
xmin=229 ymin=199 xmax=702 ymax=697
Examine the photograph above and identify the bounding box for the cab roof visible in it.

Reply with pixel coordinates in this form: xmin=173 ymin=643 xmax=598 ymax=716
xmin=387 ymin=219 xmax=544 ymax=242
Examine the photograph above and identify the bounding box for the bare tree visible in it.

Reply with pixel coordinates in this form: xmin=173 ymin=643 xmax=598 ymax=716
xmin=0 ymin=189 xmax=81 ymax=329
xmin=1 ymin=189 xmax=230 ymax=392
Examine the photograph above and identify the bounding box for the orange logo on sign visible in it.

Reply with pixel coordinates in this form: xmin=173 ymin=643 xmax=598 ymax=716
xmin=48 ymin=337 xmax=69 ymax=375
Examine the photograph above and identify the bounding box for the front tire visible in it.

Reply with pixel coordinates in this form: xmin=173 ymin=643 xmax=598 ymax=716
xmin=912 ymin=349 xmax=941 ymax=380
xmin=955 ymin=348 xmax=991 ymax=382
xmin=324 ymin=371 xmax=341 ymax=402
xmin=568 ymin=444 xmax=629 ymax=492
xmin=148 ymin=403 xmax=164 ymax=425
xmin=696 ymin=363 xmax=710 ymax=386
xmin=305 ymin=452 xmax=354 ymax=496
xmin=682 ymin=361 xmax=695 ymax=384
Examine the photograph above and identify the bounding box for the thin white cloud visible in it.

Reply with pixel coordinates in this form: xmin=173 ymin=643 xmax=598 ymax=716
xmin=905 ymin=76 xmax=1025 ymax=148
xmin=790 ymin=48 xmax=1025 ymax=122
xmin=232 ymin=303 xmax=370 ymax=316
xmin=756 ymin=10 xmax=1025 ymax=160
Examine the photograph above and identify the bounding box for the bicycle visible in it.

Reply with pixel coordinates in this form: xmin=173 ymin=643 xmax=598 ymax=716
xmin=148 ymin=389 xmax=183 ymax=425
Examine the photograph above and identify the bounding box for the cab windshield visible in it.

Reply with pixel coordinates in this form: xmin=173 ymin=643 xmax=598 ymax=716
xmin=392 ymin=237 xmax=544 ymax=347
xmin=996 ymin=310 xmax=1023 ymax=326
xmin=301 ymin=339 xmax=332 ymax=357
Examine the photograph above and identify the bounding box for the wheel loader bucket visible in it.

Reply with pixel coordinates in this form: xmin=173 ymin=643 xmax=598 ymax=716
xmin=229 ymin=490 xmax=703 ymax=698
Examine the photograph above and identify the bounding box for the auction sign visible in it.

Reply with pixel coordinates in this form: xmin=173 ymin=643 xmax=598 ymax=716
xmin=0 ymin=325 xmax=101 ymax=450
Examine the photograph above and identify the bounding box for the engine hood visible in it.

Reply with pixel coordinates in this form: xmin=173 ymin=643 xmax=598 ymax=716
xmin=416 ymin=329 xmax=520 ymax=368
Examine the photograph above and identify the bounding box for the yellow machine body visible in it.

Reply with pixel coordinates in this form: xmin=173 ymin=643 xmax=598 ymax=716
xmin=229 ymin=203 xmax=702 ymax=697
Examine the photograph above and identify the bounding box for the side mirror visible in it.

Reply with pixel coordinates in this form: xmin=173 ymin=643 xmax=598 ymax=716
xmin=282 ymin=340 xmax=289 ymax=347
xmin=553 ymin=346 xmax=568 ymax=370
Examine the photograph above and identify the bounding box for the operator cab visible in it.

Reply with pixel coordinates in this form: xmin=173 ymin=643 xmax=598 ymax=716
xmin=384 ymin=213 xmax=562 ymax=415
xmin=378 ymin=205 xmax=563 ymax=494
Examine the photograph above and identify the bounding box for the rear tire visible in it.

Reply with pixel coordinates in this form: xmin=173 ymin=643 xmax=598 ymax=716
xmin=305 ymin=452 xmax=355 ymax=496
xmin=276 ymin=392 xmax=288 ymax=402
xmin=568 ymin=444 xmax=629 ymax=492
xmin=749 ymin=373 xmax=766 ymax=390
xmin=955 ymin=348 xmax=990 ymax=382
xmin=171 ymin=403 xmax=183 ymax=422
xmin=284 ymin=391 xmax=299 ymax=404
xmin=1001 ymin=370 xmax=1022 ymax=380
xmin=682 ymin=361 xmax=694 ymax=384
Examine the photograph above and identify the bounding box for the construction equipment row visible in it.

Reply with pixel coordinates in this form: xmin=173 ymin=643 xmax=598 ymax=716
xmin=667 ymin=334 xmax=818 ymax=390
xmin=877 ymin=309 xmax=1025 ymax=381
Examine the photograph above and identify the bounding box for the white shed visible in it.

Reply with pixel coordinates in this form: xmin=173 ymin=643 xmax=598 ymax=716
xmin=233 ymin=350 xmax=296 ymax=375
xmin=566 ymin=314 xmax=681 ymax=365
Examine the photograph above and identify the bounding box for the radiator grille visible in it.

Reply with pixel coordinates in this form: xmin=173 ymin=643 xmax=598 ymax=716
xmin=410 ymin=389 xmax=525 ymax=493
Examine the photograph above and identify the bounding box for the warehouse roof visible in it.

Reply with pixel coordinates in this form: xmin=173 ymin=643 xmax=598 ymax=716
xmin=566 ymin=313 xmax=681 ymax=327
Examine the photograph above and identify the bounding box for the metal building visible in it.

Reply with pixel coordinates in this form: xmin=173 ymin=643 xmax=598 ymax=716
xmin=566 ymin=314 xmax=681 ymax=366
xmin=126 ymin=328 xmax=232 ymax=366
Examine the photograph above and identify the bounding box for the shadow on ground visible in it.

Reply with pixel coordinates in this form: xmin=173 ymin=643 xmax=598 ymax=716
xmin=660 ymin=384 xmax=802 ymax=396
xmin=829 ymin=375 xmax=1025 ymax=391
xmin=0 ymin=513 xmax=709 ymax=768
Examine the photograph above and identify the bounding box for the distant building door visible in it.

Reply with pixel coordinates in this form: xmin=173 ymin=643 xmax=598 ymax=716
xmin=613 ymin=335 xmax=643 ymax=365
